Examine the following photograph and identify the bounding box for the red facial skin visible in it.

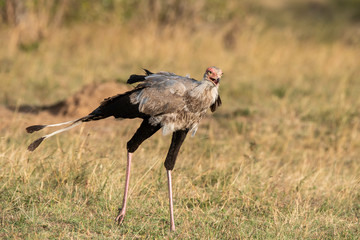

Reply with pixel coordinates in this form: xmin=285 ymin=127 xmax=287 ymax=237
xmin=206 ymin=67 xmax=222 ymax=85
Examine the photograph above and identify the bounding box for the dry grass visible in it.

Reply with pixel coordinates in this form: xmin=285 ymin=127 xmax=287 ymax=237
xmin=0 ymin=1 xmax=360 ymax=238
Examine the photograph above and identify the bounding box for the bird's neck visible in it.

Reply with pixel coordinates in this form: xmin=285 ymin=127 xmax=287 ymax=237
xmin=189 ymin=80 xmax=218 ymax=103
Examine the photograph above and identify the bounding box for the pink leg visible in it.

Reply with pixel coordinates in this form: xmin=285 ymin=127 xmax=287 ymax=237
xmin=115 ymin=152 xmax=132 ymax=224
xmin=167 ymin=170 xmax=176 ymax=231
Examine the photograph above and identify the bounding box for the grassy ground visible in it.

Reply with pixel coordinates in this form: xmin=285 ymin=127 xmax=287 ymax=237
xmin=1 ymin=1 xmax=360 ymax=239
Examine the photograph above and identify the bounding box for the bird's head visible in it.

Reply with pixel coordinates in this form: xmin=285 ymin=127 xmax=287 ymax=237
xmin=204 ymin=66 xmax=223 ymax=86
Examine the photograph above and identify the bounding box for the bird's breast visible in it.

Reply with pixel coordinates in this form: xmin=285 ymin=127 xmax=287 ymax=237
xmin=186 ymin=83 xmax=218 ymax=112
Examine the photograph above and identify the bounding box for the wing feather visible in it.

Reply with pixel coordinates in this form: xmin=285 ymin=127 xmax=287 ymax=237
xmin=210 ymin=95 xmax=222 ymax=112
xmin=131 ymin=79 xmax=188 ymax=116
xmin=128 ymin=71 xmax=206 ymax=117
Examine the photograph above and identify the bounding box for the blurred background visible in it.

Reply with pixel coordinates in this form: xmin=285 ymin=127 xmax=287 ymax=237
xmin=1 ymin=0 xmax=359 ymax=106
xmin=0 ymin=0 xmax=360 ymax=238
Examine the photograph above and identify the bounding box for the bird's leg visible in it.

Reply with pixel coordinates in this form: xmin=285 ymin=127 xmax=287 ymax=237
xmin=114 ymin=120 xmax=160 ymax=225
xmin=167 ymin=170 xmax=176 ymax=232
xmin=164 ymin=130 xmax=188 ymax=232
xmin=115 ymin=151 xmax=132 ymax=225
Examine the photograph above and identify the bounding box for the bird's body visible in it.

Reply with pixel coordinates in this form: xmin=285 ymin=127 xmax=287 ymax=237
xmin=88 ymin=70 xmax=221 ymax=136
xmin=26 ymin=67 xmax=223 ymax=231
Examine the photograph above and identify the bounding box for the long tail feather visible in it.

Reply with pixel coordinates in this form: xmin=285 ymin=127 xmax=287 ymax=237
xmin=27 ymin=120 xmax=83 ymax=151
xmin=28 ymin=137 xmax=45 ymax=151
xmin=44 ymin=121 xmax=81 ymax=139
xmin=26 ymin=120 xmax=76 ymax=134
xmin=26 ymin=125 xmax=46 ymax=133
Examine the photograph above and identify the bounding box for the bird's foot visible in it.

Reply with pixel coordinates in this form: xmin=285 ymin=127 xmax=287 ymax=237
xmin=115 ymin=208 xmax=126 ymax=225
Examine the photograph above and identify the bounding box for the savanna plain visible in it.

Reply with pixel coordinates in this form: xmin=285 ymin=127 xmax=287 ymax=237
xmin=0 ymin=0 xmax=359 ymax=239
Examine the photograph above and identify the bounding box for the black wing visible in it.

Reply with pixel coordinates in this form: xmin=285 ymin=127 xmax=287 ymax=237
xmin=210 ymin=95 xmax=222 ymax=112
xmin=127 ymin=69 xmax=154 ymax=84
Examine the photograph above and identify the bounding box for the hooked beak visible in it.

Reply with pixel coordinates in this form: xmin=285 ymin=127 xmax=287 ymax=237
xmin=209 ymin=77 xmax=220 ymax=85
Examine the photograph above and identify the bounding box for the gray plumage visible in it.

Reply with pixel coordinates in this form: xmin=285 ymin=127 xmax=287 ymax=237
xmin=129 ymin=68 xmax=222 ymax=135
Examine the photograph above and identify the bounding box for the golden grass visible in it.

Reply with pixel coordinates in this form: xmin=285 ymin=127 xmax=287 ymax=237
xmin=0 ymin=7 xmax=360 ymax=238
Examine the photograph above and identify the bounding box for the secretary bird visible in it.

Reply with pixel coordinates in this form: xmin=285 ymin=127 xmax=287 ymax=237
xmin=26 ymin=66 xmax=223 ymax=231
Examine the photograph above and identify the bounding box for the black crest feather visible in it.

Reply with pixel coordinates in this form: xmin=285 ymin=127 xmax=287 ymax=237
xmin=127 ymin=74 xmax=146 ymax=84
xmin=143 ymin=69 xmax=153 ymax=75
xmin=127 ymin=69 xmax=153 ymax=84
